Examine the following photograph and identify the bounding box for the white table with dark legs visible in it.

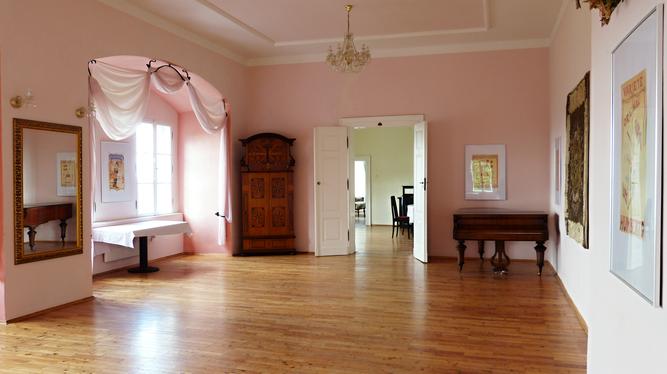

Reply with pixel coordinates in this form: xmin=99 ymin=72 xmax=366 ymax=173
xmin=93 ymin=220 xmax=191 ymax=273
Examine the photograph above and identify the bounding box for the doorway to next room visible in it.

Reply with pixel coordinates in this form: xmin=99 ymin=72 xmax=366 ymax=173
xmin=352 ymin=126 xmax=414 ymax=256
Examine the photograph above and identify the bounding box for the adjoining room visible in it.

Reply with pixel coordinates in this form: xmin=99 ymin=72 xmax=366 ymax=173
xmin=352 ymin=125 xmax=415 ymax=256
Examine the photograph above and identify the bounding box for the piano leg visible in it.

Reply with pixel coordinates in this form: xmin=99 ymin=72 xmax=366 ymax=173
xmin=534 ymin=241 xmax=547 ymax=276
xmin=456 ymin=240 xmax=466 ymax=271
xmin=490 ymin=240 xmax=510 ymax=273
xmin=59 ymin=219 xmax=67 ymax=245
xmin=27 ymin=226 xmax=36 ymax=250
xmin=477 ymin=240 xmax=485 ymax=262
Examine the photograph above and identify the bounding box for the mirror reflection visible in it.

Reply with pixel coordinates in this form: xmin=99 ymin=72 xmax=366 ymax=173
xmin=14 ymin=119 xmax=83 ymax=264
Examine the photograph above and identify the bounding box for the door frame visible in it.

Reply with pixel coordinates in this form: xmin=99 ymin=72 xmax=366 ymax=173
xmin=354 ymin=155 xmax=372 ymax=226
xmin=339 ymin=114 xmax=426 ymax=256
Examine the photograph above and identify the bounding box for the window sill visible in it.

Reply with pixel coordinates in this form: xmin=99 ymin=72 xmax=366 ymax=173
xmin=93 ymin=212 xmax=184 ymax=228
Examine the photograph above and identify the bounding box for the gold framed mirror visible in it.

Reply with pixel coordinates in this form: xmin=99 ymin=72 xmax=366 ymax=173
xmin=14 ymin=118 xmax=83 ymax=264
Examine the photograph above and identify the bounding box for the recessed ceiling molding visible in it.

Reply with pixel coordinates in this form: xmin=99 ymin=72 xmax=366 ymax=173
xmin=275 ymin=0 xmax=490 ymax=48
xmin=194 ymin=0 xmax=275 ymax=45
xmin=549 ymin=0 xmax=570 ymax=43
xmin=248 ymin=38 xmax=551 ymax=67
xmin=483 ymin=0 xmax=491 ymax=29
xmin=274 ymin=27 xmax=490 ymax=47
xmin=97 ymin=0 xmax=557 ymax=68
xmin=97 ymin=0 xmax=246 ymax=64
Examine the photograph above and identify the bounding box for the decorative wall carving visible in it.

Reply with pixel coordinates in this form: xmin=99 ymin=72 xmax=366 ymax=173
xmin=576 ymin=0 xmax=624 ymax=25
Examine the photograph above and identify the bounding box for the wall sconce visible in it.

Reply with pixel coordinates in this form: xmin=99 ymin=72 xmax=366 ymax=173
xmin=74 ymin=102 xmax=96 ymax=119
xmin=75 ymin=107 xmax=87 ymax=119
xmin=9 ymin=89 xmax=36 ymax=109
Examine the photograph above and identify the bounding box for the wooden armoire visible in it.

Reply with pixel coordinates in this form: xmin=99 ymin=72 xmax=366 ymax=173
xmin=239 ymin=133 xmax=296 ymax=255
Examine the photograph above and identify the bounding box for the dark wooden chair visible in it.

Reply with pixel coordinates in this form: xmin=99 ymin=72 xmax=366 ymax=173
xmin=401 ymin=185 xmax=414 ymax=216
xmin=391 ymin=196 xmax=411 ymax=239
xmin=355 ymin=197 xmax=366 ymax=217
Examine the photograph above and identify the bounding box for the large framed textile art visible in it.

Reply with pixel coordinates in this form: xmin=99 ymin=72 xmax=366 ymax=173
xmin=610 ymin=5 xmax=663 ymax=306
xmin=565 ymin=72 xmax=590 ymax=249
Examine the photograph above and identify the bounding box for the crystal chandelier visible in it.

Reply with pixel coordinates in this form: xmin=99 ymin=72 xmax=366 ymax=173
xmin=326 ymin=4 xmax=371 ymax=73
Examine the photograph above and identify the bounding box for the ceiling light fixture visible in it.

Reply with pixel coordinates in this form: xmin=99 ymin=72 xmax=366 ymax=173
xmin=326 ymin=4 xmax=370 ymax=73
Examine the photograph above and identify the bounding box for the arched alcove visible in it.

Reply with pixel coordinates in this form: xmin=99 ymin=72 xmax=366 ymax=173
xmin=89 ymin=55 xmax=232 ymax=275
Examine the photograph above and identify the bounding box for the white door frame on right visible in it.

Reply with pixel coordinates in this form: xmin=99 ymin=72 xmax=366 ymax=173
xmin=339 ymin=115 xmax=428 ymax=263
xmin=354 ymin=155 xmax=372 ymax=226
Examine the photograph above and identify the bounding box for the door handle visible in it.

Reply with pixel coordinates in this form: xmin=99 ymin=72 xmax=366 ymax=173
xmin=317 ymin=181 xmax=321 ymax=186
xmin=420 ymin=178 xmax=426 ymax=190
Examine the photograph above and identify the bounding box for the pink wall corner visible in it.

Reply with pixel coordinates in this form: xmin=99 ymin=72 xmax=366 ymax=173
xmin=0 ymin=51 xmax=5 ymax=323
xmin=0 ymin=0 xmax=247 ymax=320
xmin=246 ymin=49 xmax=551 ymax=258
xmin=178 ymin=112 xmax=232 ymax=254
xmin=548 ymin=1 xmax=591 ymax=322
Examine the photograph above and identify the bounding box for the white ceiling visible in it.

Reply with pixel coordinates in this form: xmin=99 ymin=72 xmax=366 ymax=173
xmin=98 ymin=0 xmax=566 ymax=66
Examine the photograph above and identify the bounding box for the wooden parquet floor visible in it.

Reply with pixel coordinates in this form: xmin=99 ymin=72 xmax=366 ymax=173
xmin=0 ymin=225 xmax=587 ymax=373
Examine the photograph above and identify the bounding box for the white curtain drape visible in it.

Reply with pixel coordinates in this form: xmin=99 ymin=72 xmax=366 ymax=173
xmin=89 ymin=63 xmax=151 ymax=140
xmin=89 ymin=60 xmax=232 ymax=245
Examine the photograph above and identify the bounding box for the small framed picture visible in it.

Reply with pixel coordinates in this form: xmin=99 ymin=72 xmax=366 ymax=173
xmin=56 ymin=152 xmax=76 ymax=197
xmin=101 ymin=141 xmax=135 ymax=203
xmin=464 ymin=144 xmax=506 ymax=200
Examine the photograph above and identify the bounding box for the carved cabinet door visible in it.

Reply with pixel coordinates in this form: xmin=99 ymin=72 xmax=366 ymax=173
xmin=268 ymin=172 xmax=293 ymax=236
xmin=243 ymin=173 xmax=269 ymax=237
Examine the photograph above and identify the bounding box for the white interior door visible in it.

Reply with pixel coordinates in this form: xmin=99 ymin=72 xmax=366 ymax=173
xmin=347 ymin=127 xmax=355 ymax=254
xmin=314 ymin=127 xmax=351 ymax=256
xmin=413 ymin=121 xmax=428 ymax=263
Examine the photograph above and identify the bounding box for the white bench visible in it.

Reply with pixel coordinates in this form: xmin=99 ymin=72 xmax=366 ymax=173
xmin=93 ymin=220 xmax=191 ymax=273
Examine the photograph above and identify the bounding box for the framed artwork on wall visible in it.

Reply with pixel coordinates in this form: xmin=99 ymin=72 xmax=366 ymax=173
xmin=101 ymin=141 xmax=135 ymax=203
xmin=56 ymin=152 xmax=76 ymax=197
xmin=554 ymin=136 xmax=562 ymax=206
xmin=565 ymin=72 xmax=590 ymax=249
xmin=464 ymin=144 xmax=506 ymax=200
xmin=610 ymin=5 xmax=663 ymax=306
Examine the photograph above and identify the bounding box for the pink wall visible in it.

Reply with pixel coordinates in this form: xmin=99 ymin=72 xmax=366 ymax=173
xmin=0 ymin=52 xmax=4 ymax=323
xmin=178 ymin=112 xmax=232 ymax=253
xmin=587 ymin=1 xmax=667 ymax=371
xmin=548 ymin=2 xmax=592 ymax=322
xmin=0 ymin=0 xmax=248 ymax=321
xmin=246 ymin=49 xmax=551 ymax=258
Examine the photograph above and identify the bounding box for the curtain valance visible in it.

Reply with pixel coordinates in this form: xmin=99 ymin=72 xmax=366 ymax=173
xmin=89 ymin=60 xmax=232 ymax=245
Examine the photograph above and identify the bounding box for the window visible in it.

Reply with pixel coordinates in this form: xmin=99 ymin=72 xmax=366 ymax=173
xmin=136 ymin=122 xmax=173 ymax=216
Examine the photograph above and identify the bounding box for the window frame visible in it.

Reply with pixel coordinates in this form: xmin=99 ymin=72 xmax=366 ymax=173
xmin=136 ymin=120 xmax=176 ymax=217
